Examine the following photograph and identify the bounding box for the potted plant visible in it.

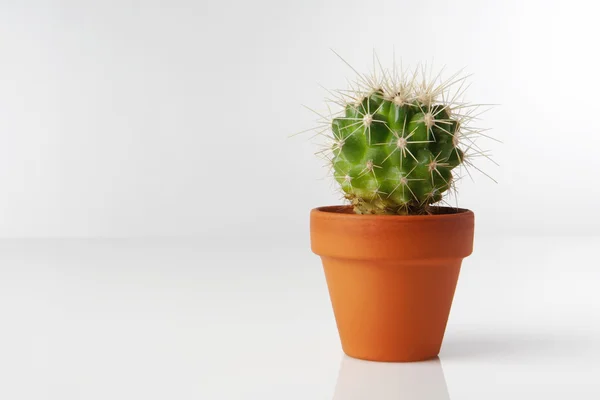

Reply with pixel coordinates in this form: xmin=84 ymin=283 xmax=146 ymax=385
xmin=306 ymin=55 xmax=494 ymax=362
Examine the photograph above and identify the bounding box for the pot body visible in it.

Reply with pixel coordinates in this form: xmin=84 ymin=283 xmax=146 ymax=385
xmin=310 ymin=206 xmax=475 ymax=362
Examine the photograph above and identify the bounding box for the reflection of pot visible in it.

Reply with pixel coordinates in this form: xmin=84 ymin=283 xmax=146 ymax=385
xmin=311 ymin=206 xmax=474 ymax=362
xmin=333 ymin=355 xmax=450 ymax=400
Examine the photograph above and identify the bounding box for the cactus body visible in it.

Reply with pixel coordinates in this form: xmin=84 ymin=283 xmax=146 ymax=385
xmin=300 ymin=55 xmax=493 ymax=215
xmin=332 ymin=89 xmax=464 ymax=215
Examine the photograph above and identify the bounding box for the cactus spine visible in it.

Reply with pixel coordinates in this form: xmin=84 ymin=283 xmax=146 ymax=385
xmin=309 ymin=54 xmax=492 ymax=215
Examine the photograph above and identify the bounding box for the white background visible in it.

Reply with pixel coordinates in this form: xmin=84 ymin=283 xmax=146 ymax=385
xmin=1 ymin=1 xmax=600 ymax=399
xmin=2 ymin=0 xmax=600 ymax=238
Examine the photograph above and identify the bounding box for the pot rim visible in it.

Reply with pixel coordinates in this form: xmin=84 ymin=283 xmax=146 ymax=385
xmin=310 ymin=205 xmax=475 ymax=260
xmin=313 ymin=205 xmax=473 ymax=220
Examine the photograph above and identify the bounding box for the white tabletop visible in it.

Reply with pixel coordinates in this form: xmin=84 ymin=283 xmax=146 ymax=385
xmin=1 ymin=236 xmax=598 ymax=399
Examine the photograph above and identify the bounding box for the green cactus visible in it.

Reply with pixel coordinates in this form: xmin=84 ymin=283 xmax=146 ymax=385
xmin=306 ymin=55 xmax=491 ymax=215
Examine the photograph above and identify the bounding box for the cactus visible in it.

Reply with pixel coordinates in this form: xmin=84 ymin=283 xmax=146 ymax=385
xmin=306 ymin=54 xmax=493 ymax=215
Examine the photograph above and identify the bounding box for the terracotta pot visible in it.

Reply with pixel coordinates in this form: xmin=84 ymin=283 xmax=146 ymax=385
xmin=310 ymin=205 xmax=475 ymax=362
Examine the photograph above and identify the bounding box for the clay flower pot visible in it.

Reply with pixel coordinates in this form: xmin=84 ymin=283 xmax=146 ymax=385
xmin=310 ymin=205 xmax=475 ymax=362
